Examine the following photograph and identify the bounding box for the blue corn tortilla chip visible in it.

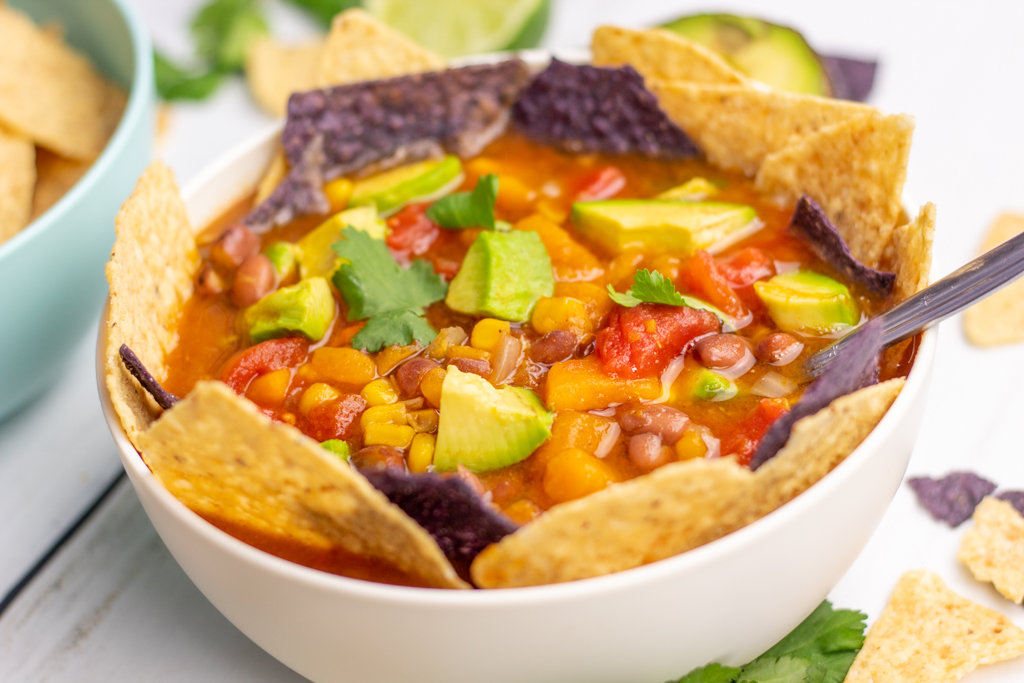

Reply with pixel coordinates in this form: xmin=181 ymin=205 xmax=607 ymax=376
xmin=821 ymin=55 xmax=878 ymax=102
xmin=361 ymin=469 xmax=517 ymax=583
xmin=246 ymin=59 xmax=531 ymax=231
xmin=908 ymin=472 xmax=997 ymax=527
xmin=790 ymin=195 xmax=895 ymax=297
xmin=120 ymin=344 xmax=179 ymax=410
xmin=996 ymin=491 xmax=1024 ymax=518
xmin=512 ymin=58 xmax=700 ymax=158
xmin=749 ymin=318 xmax=882 ymax=470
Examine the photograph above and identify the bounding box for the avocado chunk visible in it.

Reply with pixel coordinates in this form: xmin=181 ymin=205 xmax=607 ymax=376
xmin=692 ymin=369 xmax=738 ymax=402
xmin=433 ymin=366 xmax=553 ymax=473
xmin=350 ymin=155 xmax=463 ymax=216
xmin=446 ymin=231 xmax=554 ymax=322
xmin=754 ymin=271 xmax=859 ymax=334
xmin=263 ymin=241 xmax=297 ymax=281
xmin=321 ymin=439 xmax=350 ymax=461
xmin=662 ymin=13 xmax=831 ymax=96
xmin=243 ymin=277 xmax=335 ymax=343
xmin=297 ymin=205 xmax=385 ymax=280
xmin=656 ymin=177 xmax=720 ymax=201
xmin=572 ymin=200 xmax=760 ymax=256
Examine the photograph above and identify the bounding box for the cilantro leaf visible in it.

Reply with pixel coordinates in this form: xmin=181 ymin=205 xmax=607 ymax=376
xmin=153 ymin=51 xmax=224 ymax=101
xmin=351 ymin=309 xmax=438 ymax=353
xmin=804 ymin=662 xmax=830 ymax=683
xmin=282 ymin=0 xmax=360 ymax=27
xmin=737 ymin=656 xmax=813 ymax=683
xmin=191 ymin=0 xmax=268 ymax=72
xmin=668 ymin=662 xmax=741 ymax=683
xmin=332 ymin=227 xmax=447 ymax=320
xmin=426 ymin=174 xmax=499 ymax=230
xmin=750 ymin=601 xmax=866 ymax=683
xmin=607 ymin=269 xmax=730 ymax=323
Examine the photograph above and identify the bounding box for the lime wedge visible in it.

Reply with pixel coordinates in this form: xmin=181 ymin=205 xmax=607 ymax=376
xmin=364 ymin=0 xmax=549 ymax=58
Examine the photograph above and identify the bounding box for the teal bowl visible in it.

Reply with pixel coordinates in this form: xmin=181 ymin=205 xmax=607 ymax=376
xmin=0 ymin=0 xmax=154 ymax=422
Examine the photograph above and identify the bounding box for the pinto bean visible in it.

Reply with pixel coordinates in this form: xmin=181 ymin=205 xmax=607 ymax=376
xmin=693 ymin=333 xmax=749 ymax=370
xmin=196 ymin=263 xmax=224 ymax=296
xmin=628 ymin=433 xmax=673 ymax=472
xmin=529 ymin=329 xmax=577 ymax=364
xmin=447 ymin=357 xmax=491 ymax=377
xmin=395 ymin=357 xmax=441 ymax=397
xmin=231 ymin=254 xmax=276 ymax=307
xmin=349 ymin=445 xmax=406 ymax=472
xmin=617 ymin=404 xmax=690 ymax=444
xmin=210 ymin=224 xmax=260 ymax=270
xmin=755 ymin=332 xmax=804 ymax=366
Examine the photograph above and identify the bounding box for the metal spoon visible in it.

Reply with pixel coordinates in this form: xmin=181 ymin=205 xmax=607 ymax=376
xmin=797 ymin=229 xmax=1024 ymax=382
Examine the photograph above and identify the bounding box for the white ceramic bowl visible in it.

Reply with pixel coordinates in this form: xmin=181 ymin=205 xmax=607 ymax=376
xmin=97 ymin=50 xmax=936 ymax=683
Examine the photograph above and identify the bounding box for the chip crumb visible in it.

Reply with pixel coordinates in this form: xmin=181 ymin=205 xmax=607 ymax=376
xmin=245 ymin=37 xmax=324 ymax=118
xmin=844 ymin=569 xmax=1024 ymax=683
xmin=958 ymin=497 xmax=1024 ymax=604
xmin=591 ymin=25 xmax=746 ymax=86
xmin=891 ymin=202 xmax=936 ymax=302
xmin=316 ymin=8 xmax=444 ymax=89
xmin=0 ymin=124 xmax=35 ymax=244
xmin=963 ymin=213 xmax=1024 ymax=346
xmin=755 ymin=112 xmax=914 ymax=268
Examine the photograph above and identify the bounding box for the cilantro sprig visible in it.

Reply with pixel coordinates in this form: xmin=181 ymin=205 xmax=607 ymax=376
xmin=669 ymin=601 xmax=867 ymax=683
xmin=426 ymin=174 xmax=500 ymax=230
xmin=331 ymin=226 xmax=447 ymax=352
xmin=607 ymin=269 xmax=729 ymax=324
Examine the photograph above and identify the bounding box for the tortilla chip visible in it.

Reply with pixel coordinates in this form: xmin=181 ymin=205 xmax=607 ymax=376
xmin=316 ymin=9 xmax=445 ymax=88
xmin=105 ymin=162 xmax=198 ymax=448
xmin=29 ymin=147 xmax=90 ymax=222
xmin=844 ymin=570 xmax=1024 ymax=683
xmin=137 ymin=381 xmax=467 ymax=589
xmin=755 ymin=113 xmax=914 ymax=267
xmin=958 ymin=497 xmax=1024 ymax=604
xmin=255 ymin=146 xmax=288 ymax=205
xmin=963 ymin=213 xmax=1024 ymax=346
xmin=0 ymin=125 xmax=35 ymax=244
xmin=891 ymin=202 xmax=936 ymax=302
xmin=591 ymin=26 xmax=746 ymax=86
xmin=0 ymin=5 xmax=126 ymax=160
xmin=245 ymin=37 xmax=324 ymax=118
xmin=650 ymin=82 xmax=875 ymax=175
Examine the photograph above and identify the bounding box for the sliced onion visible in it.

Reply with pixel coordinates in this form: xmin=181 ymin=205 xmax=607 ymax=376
xmin=489 ymin=333 xmax=522 ymax=385
xmin=594 ymin=423 xmax=621 ymax=459
xmin=752 ymin=371 xmax=798 ymax=398
xmin=716 ymin=345 xmax=756 ymax=380
xmin=425 ymin=326 xmax=468 ymax=360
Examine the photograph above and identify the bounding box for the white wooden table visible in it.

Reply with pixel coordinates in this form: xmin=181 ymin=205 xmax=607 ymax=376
xmin=3 ymin=1 xmax=1024 ymax=680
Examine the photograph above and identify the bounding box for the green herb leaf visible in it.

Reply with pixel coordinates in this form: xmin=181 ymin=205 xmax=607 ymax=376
xmin=351 ymin=309 xmax=439 ymax=352
xmin=426 ymin=174 xmax=499 ymax=230
xmin=606 ymin=269 xmax=729 ymax=323
xmin=803 ymin=662 xmax=829 ymax=683
xmin=332 ymin=227 xmax=447 ymax=319
xmin=668 ymin=662 xmax=742 ymax=683
xmin=154 ymin=51 xmax=225 ymax=100
xmin=737 ymin=656 xmax=813 ymax=683
xmin=282 ymin=0 xmax=360 ymax=27
xmin=191 ymin=0 xmax=268 ymax=72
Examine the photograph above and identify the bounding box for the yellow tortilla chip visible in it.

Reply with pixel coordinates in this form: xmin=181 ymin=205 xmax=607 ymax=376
xmin=844 ymin=569 xmax=1024 ymax=683
xmin=138 ymin=381 xmax=467 ymax=589
xmin=0 ymin=5 xmax=126 ymax=160
xmin=963 ymin=213 xmax=1024 ymax=346
xmin=245 ymin=37 xmax=324 ymax=118
xmin=255 ymin=146 xmax=288 ymax=205
xmin=316 ymin=9 xmax=445 ymax=88
xmin=958 ymin=497 xmax=1024 ymax=604
xmin=105 ymin=162 xmax=198 ymax=448
xmin=650 ymin=81 xmax=875 ymax=175
xmin=891 ymin=203 xmax=936 ymax=303
xmin=0 ymin=125 xmax=35 ymax=244
xmin=755 ymin=113 xmax=914 ymax=268
xmin=29 ymin=148 xmax=90 ymax=222
xmin=591 ymin=26 xmax=746 ymax=85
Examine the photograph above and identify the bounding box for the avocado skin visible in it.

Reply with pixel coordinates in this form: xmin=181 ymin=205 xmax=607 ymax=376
xmin=243 ymin=277 xmax=336 ymax=343
xmin=753 ymin=271 xmax=859 ymax=334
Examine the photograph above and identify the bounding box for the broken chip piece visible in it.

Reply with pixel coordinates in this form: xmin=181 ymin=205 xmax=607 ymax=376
xmin=963 ymin=213 xmax=1024 ymax=346
xmin=789 ymin=195 xmax=895 ymax=297
xmin=958 ymin=496 xmax=1024 ymax=604
xmin=512 ymin=58 xmax=700 ymax=158
xmin=996 ymin=490 xmax=1024 ymax=517
xmin=119 ymin=344 xmax=179 ymax=410
xmin=908 ymin=472 xmax=997 ymax=527
xmin=820 ymin=54 xmax=878 ymax=102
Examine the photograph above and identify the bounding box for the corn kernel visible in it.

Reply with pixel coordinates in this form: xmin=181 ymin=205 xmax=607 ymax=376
xmin=401 ymin=397 xmax=425 ymax=411
xmin=420 ymin=367 xmax=446 ymax=408
xmin=299 ymin=383 xmax=340 ymax=416
xmin=375 ymin=344 xmax=421 ymax=375
xmin=310 ymin=347 xmax=376 ymax=387
xmin=407 ymin=409 xmax=439 ymax=433
xmin=294 ymin=363 xmax=317 ymax=382
xmin=470 ymin=318 xmax=512 ymax=352
xmin=364 ymin=423 xmax=415 ymax=449
xmin=408 ymin=433 xmax=435 ymax=473
xmin=446 ymin=345 xmax=491 ymax=362
xmin=360 ymin=403 xmax=407 ymax=431
xmin=675 ymin=429 xmax=708 ymax=461
xmin=504 ymin=499 xmax=541 ymax=524
xmin=361 ymin=378 xmax=398 ymax=407
xmin=245 ymin=368 xmax=291 ymax=407
xmin=324 ymin=178 xmax=353 ymax=211
xmin=542 ymin=448 xmax=617 ymax=504
xmin=531 ymin=296 xmax=589 ymax=336
xmin=281 ymin=412 xmax=297 ymax=426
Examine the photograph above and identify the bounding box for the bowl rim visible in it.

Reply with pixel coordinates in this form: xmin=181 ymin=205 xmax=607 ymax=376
xmin=98 ymin=46 xmax=938 ymax=603
xmin=0 ymin=0 xmax=154 ymax=263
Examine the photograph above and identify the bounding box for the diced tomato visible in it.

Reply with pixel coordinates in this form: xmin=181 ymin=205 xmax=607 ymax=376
xmin=220 ymin=337 xmax=309 ymax=394
xmin=596 ymin=303 xmax=720 ymax=378
xmin=718 ymin=248 xmax=775 ymax=287
xmin=302 ymin=394 xmax=367 ymax=441
xmin=720 ymin=398 xmax=790 ymax=467
xmin=680 ymin=249 xmax=747 ymax=318
xmin=386 ymin=203 xmax=440 ymax=258
xmin=575 ymin=166 xmax=627 ymax=201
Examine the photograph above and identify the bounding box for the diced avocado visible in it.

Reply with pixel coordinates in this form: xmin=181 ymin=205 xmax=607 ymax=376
xmin=657 ymin=177 xmax=720 ymax=201
xmin=433 ymin=366 xmax=553 ymax=473
xmin=692 ymin=369 xmax=738 ymax=402
xmin=263 ymin=241 xmax=297 ymax=281
xmin=350 ymin=155 xmax=463 ymax=216
xmin=296 ymin=205 xmax=385 ymax=280
xmin=321 ymin=439 xmax=350 ymax=461
xmin=243 ymin=277 xmax=336 ymax=343
xmin=445 ymin=231 xmax=554 ymax=322
xmin=754 ymin=271 xmax=859 ymax=334
xmin=661 ymin=13 xmax=831 ymax=96
xmin=572 ymin=200 xmax=760 ymax=256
